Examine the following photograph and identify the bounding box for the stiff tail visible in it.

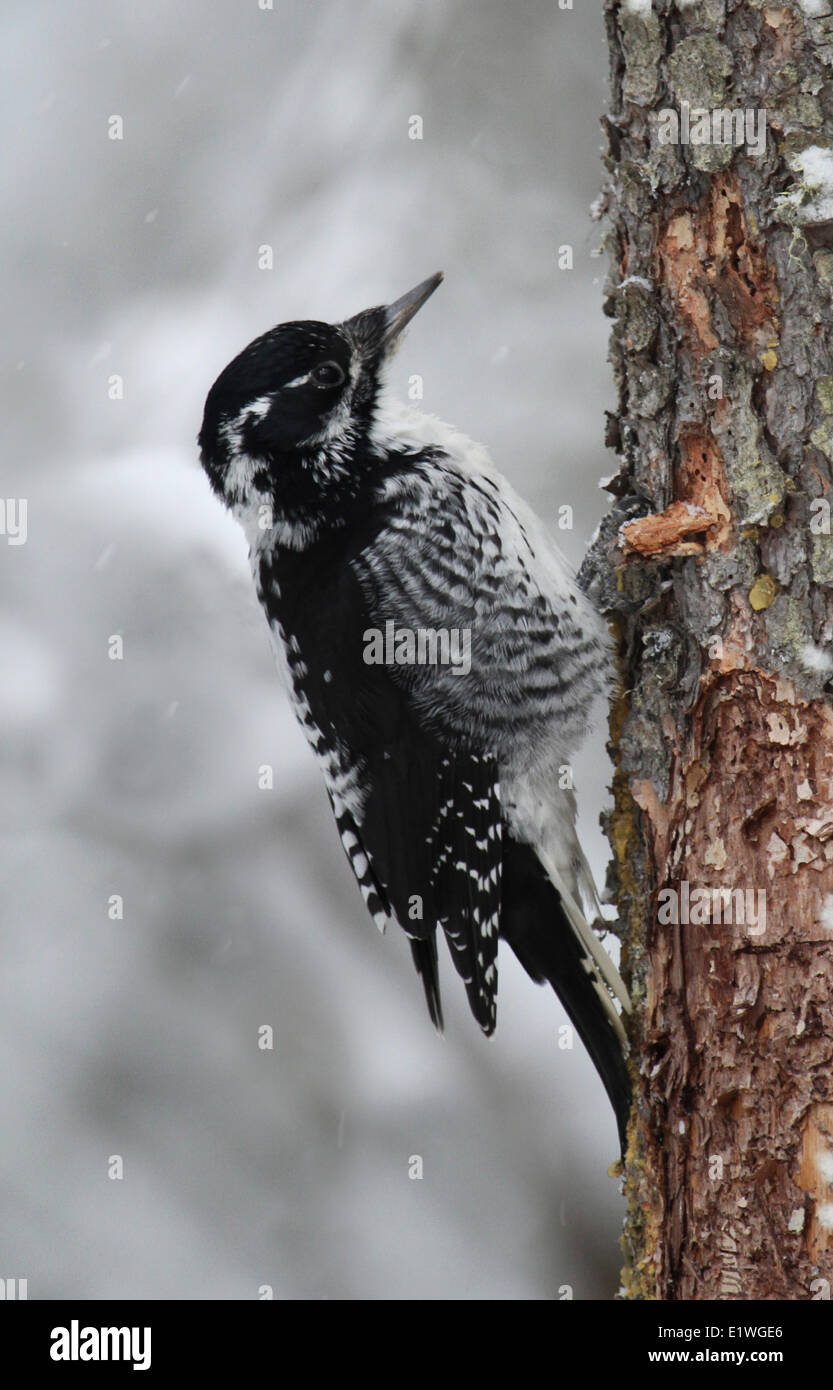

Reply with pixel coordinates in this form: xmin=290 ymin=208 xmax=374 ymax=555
xmin=500 ymin=837 xmax=631 ymax=1153
xmin=410 ymin=937 xmax=444 ymax=1033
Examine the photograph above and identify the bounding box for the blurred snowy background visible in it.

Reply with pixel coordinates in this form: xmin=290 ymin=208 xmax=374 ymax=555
xmin=1 ymin=0 xmax=623 ymax=1299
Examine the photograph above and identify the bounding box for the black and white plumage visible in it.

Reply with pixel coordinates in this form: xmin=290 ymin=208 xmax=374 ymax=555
xmin=198 ymin=274 xmax=631 ymax=1146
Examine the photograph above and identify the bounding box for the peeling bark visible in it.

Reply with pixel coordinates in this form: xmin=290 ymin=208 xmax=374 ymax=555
xmin=601 ymin=0 xmax=833 ymax=1300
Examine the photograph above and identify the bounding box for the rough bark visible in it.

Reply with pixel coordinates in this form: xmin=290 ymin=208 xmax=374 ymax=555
xmin=601 ymin=0 xmax=833 ymax=1300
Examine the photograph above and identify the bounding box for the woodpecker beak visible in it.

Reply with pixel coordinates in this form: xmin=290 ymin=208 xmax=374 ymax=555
xmin=380 ymin=272 xmax=443 ymax=349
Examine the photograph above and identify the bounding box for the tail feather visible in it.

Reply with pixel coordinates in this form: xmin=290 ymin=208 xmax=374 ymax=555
xmin=410 ymin=937 xmax=444 ymax=1033
xmin=500 ymin=837 xmax=631 ymax=1153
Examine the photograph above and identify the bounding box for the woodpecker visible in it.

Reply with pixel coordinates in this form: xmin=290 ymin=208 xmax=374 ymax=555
xmin=198 ymin=274 xmax=631 ymax=1147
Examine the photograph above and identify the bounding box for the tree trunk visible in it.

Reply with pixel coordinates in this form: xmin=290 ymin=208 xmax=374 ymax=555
xmin=601 ymin=0 xmax=833 ymax=1301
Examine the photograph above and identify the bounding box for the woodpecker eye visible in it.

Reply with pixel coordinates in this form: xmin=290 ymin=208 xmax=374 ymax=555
xmin=311 ymin=360 xmax=345 ymax=389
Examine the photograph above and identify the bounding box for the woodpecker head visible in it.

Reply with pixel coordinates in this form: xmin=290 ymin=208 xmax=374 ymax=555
xmin=198 ymin=273 xmax=443 ymax=520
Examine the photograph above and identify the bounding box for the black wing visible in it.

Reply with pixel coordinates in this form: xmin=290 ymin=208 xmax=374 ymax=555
xmin=258 ymin=539 xmax=502 ymax=1033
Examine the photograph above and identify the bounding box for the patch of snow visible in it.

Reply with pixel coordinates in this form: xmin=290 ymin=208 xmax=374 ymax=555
xmin=780 ymin=147 xmax=833 ymax=225
xmin=816 ymin=1202 xmax=833 ymax=1230
xmin=801 ymin=641 xmax=833 ymax=674
xmin=816 ymin=1149 xmax=833 ymax=1184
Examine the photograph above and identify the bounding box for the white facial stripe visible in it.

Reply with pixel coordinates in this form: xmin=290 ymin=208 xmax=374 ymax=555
xmin=220 ymin=395 xmax=274 ymax=452
xmin=284 ymin=372 xmax=312 ymax=388
xmin=298 ymin=399 xmax=354 ymax=449
xmin=223 ymin=449 xmax=258 ymax=500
